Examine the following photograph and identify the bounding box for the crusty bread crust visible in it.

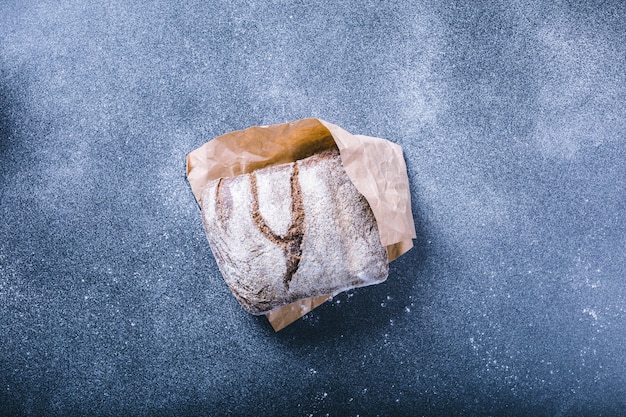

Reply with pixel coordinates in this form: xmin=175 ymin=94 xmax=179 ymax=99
xmin=201 ymin=149 xmax=388 ymax=315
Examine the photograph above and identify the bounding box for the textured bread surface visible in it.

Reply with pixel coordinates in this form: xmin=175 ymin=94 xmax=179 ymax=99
xmin=201 ymin=149 xmax=388 ymax=315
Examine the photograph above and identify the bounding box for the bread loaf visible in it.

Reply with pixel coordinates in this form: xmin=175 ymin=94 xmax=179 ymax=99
xmin=201 ymin=149 xmax=388 ymax=315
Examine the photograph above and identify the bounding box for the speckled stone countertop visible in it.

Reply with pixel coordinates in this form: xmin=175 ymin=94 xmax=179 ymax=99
xmin=1 ymin=1 xmax=625 ymax=415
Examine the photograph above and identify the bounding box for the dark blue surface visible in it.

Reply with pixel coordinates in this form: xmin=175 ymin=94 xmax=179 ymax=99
xmin=1 ymin=1 xmax=625 ymax=415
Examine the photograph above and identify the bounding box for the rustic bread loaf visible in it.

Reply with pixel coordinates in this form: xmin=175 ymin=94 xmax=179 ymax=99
xmin=201 ymin=149 xmax=388 ymax=315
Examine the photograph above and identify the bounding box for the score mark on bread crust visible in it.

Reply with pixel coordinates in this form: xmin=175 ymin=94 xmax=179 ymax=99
xmin=243 ymin=162 xmax=306 ymax=290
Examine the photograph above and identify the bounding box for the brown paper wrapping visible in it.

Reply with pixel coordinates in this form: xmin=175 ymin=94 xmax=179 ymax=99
xmin=186 ymin=118 xmax=416 ymax=331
